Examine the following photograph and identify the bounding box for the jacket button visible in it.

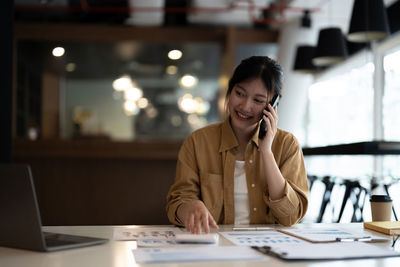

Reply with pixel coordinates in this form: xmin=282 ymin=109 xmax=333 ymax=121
xmin=249 ymin=159 xmax=253 ymax=164
xmin=251 ymin=183 xmax=255 ymax=188
xmin=253 ymin=207 xmax=257 ymax=212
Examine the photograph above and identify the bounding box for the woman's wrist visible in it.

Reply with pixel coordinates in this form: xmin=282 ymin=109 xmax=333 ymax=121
xmin=260 ymin=149 xmax=274 ymax=161
xmin=176 ymin=203 xmax=185 ymax=223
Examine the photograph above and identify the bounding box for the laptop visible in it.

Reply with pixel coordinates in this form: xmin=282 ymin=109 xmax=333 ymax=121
xmin=0 ymin=164 xmax=108 ymax=252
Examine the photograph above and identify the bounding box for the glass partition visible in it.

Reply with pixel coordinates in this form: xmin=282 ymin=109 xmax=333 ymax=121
xmin=17 ymin=40 xmax=222 ymax=140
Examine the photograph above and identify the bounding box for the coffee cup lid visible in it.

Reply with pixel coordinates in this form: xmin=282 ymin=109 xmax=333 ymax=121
xmin=370 ymin=194 xmax=392 ymax=202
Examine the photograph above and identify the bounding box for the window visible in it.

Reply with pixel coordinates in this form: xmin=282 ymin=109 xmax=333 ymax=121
xmin=304 ymin=34 xmax=400 ymax=222
xmin=382 ymin=41 xmax=400 ymax=179
xmin=383 ymin=47 xmax=400 ymax=141
xmin=307 ymin=54 xmax=374 ymax=147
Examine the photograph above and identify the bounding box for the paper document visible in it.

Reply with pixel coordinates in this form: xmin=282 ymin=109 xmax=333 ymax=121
xmin=220 ymin=231 xmax=306 ymax=247
xmin=278 ymin=228 xmax=388 ymax=243
xmin=133 ymin=245 xmax=266 ymax=263
xmin=113 ymin=226 xmax=183 ymax=241
xmin=113 ymin=226 xmax=184 ymax=247
xmin=252 ymin=241 xmax=400 ymax=261
xmin=113 ymin=227 xmax=220 ymax=247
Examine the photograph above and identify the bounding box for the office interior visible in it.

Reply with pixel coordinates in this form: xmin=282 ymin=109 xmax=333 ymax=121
xmin=2 ymin=0 xmax=400 ymax=226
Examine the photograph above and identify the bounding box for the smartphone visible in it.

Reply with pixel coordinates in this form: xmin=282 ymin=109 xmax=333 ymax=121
xmin=258 ymin=94 xmax=280 ymax=139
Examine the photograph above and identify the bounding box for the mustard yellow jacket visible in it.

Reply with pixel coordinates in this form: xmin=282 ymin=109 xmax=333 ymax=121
xmin=166 ymin=119 xmax=308 ymax=226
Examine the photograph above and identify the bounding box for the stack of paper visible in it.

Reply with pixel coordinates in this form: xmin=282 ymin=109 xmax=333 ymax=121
xmin=133 ymin=246 xmax=265 ymax=264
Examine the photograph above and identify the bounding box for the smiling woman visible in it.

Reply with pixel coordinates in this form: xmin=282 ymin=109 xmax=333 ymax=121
xmin=166 ymin=56 xmax=309 ymax=233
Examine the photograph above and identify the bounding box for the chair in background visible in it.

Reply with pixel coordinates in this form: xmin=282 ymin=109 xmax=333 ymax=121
xmin=315 ymin=175 xmax=336 ymax=223
xmin=335 ymin=179 xmax=369 ymax=223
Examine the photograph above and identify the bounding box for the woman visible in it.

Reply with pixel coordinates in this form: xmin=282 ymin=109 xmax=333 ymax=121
xmin=166 ymin=56 xmax=308 ymax=234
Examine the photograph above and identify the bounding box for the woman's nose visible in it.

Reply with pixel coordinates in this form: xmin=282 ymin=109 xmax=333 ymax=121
xmin=240 ymin=98 xmax=252 ymax=112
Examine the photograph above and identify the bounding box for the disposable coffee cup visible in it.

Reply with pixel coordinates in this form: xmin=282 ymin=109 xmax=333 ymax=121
xmin=370 ymin=195 xmax=392 ymax=221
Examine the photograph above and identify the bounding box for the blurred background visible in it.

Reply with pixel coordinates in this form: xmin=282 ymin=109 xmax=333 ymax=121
xmin=3 ymin=0 xmax=400 ymax=226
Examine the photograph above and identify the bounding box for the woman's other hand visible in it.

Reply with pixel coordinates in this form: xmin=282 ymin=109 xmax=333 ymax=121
xmin=177 ymin=200 xmax=219 ymax=234
xmin=259 ymin=103 xmax=278 ymax=153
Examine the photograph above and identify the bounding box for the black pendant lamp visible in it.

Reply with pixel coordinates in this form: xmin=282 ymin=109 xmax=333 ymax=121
xmin=348 ymin=0 xmax=390 ymax=42
xmin=312 ymin=27 xmax=348 ymax=67
xmin=293 ymin=45 xmax=317 ymax=73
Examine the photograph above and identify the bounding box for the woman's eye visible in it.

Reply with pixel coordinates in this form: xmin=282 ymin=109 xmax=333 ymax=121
xmin=254 ymin=99 xmax=265 ymax=104
xmin=236 ymin=90 xmax=244 ymax=97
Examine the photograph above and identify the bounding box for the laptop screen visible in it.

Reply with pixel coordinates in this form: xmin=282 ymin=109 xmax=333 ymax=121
xmin=0 ymin=164 xmax=108 ymax=252
xmin=0 ymin=164 xmax=47 ymax=251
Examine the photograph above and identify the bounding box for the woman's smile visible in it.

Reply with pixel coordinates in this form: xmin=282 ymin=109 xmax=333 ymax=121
xmin=235 ymin=110 xmax=254 ymax=121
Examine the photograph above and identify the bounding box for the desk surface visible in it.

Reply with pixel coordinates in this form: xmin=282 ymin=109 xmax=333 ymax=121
xmin=1 ymin=223 xmax=400 ymax=267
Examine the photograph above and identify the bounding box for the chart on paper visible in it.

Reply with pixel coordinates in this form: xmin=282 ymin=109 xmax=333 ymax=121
xmin=220 ymin=231 xmax=306 ymax=247
xmin=113 ymin=227 xmax=184 ymax=246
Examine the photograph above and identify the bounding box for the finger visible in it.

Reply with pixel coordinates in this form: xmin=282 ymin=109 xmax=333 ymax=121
xmin=194 ymin=215 xmax=202 ymax=234
xmin=264 ymin=109 xmax=277 ymax=127
xmin=266 ymin=113 xmax=276 ymax=128
xmin=184 ymin=216 xmax=189 ymax=232
xmin=272 ymin=107 xmax=279 ymax=122
xmin=208 ymin=214 xmax=219 ymax=229
xmin=187 ymin=213 xmax=194 ymax=233
xmin=202 ymin=214 xmax=210 ymax=234
xmin=263 ymin=114 xmax=271 ymax=128
xmin=263 ymin=115 xmax=273 ymax=135
xmin=268 ymin=104 xmax=278 ymax=119
xmin=262 ymin=108 xmax=270 ymax=117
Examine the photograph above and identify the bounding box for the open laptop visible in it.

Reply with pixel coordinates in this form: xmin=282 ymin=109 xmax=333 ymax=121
xmin=0 ymin=164 xmax=108 ymax=252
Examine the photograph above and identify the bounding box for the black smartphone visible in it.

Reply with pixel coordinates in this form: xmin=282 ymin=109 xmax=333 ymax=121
xmin=258 ymin=94 xmax=280 ymax=139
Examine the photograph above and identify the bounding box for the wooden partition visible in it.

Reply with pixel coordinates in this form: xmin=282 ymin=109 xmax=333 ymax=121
xmin=13 ymin=139 xmax=182 ymax=225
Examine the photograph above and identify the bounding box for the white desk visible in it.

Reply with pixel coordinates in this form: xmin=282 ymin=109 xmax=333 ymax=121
xmin=1 ymin=223 xmax=399 ymax=267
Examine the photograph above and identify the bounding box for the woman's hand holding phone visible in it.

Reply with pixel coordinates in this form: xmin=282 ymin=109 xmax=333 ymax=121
xmin=258 ymin=95 xmax=279 ymax=139
xmin=259 ymin=101 xmax=279 ymax=154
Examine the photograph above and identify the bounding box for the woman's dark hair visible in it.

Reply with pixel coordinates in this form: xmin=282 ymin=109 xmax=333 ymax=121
xmin=226 ymin=56 xmax=283 ymax=102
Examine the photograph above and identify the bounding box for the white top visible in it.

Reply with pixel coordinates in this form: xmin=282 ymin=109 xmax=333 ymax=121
xmin=233 ymin=160 xmax=250 ymax=225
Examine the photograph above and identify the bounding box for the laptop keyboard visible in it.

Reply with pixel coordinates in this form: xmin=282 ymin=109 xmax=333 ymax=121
xmin=44 ymin=232 xmax=80 ymax=247
xmin=43 ymin=231 xmax=108 ymax=250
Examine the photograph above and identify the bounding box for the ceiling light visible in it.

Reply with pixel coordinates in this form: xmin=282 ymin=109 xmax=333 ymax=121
xmin=348 ymin=0 xmax=390 ymax=42
xmin=168 ymin=49 xmax=182 ymax=60
xmin=52 ymin=47 xmax=65 ymax=57
xmin=293 ymin=45 xmax=317 ymax=74
xmin=123 ymin=100 xmax=139 ymax=116
xmin=178 ymin=94 xmax=197 ymax=114
xmin=137 ymin=98 xmax=149 ymax=109
xmin=301 ymin=9 xmax=312 ymax=28
xmin=187 ymin=114 xmax=200 ymax=125
xmin=194 ymin=97 xmax=210 ymax=115
xmin=180 ymin=74 xmax=198 ymax=88
xmin=65 ymin=63 xmax=76 ymax=72
xmin=124 ymin=87 xmax=143 ymax=101
xmin=313 ymin=28 xmax=348 ymax=67
xmin=171 ymin=115 xmax=182 ymax=127
xmin=166 ymin=65 xmax=178 ymax=75
xmin=146 ymin=107 xmax=158 ymax=118
xmin=112 ymin=75 xmax=133 ymax=91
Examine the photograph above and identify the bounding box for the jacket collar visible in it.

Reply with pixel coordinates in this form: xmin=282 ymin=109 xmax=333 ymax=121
xmin=219 ymin=119 xmax=261 ymax=152
xmin=250 ymin=121 xmax=261 ymax=148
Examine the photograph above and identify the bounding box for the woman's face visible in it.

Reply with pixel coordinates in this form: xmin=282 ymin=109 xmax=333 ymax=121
xmin=228 ymin=78 xmax=270 ymax=135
